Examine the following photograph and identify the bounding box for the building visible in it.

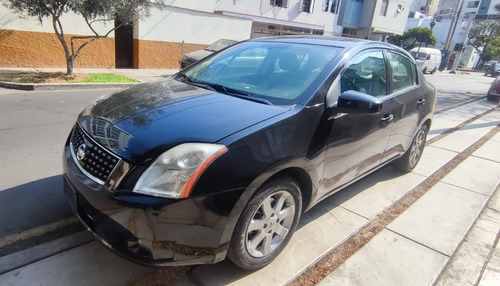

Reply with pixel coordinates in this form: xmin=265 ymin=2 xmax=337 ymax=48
xmin=416 ymin=0 xmax=441 ymax=16
xmin=214 ymin=0 xmax=344 ymax=38
xmin=0 ymin=1 xmax=251 ymax=69
xmin=0 ymin=0 xmax=347 ymax=70
xmin=476 ymin=0 xmax=500 ymax=19
xmin=338 ymin=0 xmax=412 ymax=41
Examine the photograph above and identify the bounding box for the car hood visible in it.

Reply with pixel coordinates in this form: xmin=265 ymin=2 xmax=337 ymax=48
xmin=78 ymin=78 xmax=287 ymax=164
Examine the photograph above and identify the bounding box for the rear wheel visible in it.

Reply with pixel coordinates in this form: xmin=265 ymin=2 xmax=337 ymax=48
xmin=227 ymin=177 xmax=302 ymax=270
xmin=392 ymin=125 xmax=428 ymax=172
xmin=430 ymin=67 xmax=437 ymax=74
xmin=422 ymin=67 xmax=428 ymax=74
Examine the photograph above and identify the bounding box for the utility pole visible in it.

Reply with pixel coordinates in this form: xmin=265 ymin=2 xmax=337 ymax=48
xmin=439 ymin=0 xmax=463 ymax=71
xmin=450 ymin=13 xmax=475 ymax=73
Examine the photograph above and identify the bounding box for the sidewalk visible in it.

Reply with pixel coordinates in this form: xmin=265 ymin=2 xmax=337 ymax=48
xmin=319 ymin=119 xmax=500 ymax=285
xmin=0 ymin=68 xmax=179 ymax=90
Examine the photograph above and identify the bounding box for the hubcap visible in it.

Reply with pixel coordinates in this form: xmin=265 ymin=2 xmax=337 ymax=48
xmin=245 ymin=191 xmax=295 ymax=258
xmin=409 ymin=129 xmax=426 ymax=167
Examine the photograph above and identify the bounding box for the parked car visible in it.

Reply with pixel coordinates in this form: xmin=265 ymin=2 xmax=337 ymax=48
xmin=180 ymin=39 xmax=237 ymax=69
xmin=487 ymin=77 xmax=500 ymax=101
xmin=484 ymin=62 xmax=500 ymax=77
xmin=409 ymin=47 xmax=442 ymax=74
xmin=63 ymin=36 xmax=436 ymax=270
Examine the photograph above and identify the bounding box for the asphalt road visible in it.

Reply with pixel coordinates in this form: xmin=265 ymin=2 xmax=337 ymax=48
xmin=0 ymin=71 xmax=495 ymax=254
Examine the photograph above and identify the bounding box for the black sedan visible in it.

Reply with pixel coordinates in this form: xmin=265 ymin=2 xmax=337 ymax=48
xmin=63 ymin=36 xmax=436 ymax=270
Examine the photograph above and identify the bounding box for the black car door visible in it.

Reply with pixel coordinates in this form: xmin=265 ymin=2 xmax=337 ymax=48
xmin=381 ymin=51 xmax=425 ymax=163
xmin=319 ymin=50 xmax=394 ymax=198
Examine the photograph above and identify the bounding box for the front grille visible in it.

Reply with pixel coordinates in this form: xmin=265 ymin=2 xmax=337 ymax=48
xmin=70 ymin=123 xmax=120 ymax=184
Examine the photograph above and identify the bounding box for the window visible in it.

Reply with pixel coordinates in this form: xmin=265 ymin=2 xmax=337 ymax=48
xmin=322 ymin=0 xmax=339 ymax=13
xmin=467 ymin=1 xmax=479 ymax=8
xmin=380 ymin=0 xmax=389 ymax=16
xmin=387 ymin=52 xmax=414 ymax=93
xmin=270 ymin=0 xmax=288 ymax=8
xmin=341 ymin=51 xmax=387 ymax=97
xmin=300 ymin=0 xmax=315 ymax=13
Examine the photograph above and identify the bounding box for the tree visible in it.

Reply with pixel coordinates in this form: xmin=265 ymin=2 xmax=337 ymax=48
xmin=468 ymin=21 xmax=500 ymax=65
xmin=2 ymin=0 xmax=160 ymax=75
xmin=404 ymin=27 xmax=437 ymax=49
xmin=387 ymin=27 xmax=437 ymax=51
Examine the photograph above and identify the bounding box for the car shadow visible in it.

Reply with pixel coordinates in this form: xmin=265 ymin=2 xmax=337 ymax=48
xmin=0 ymin=175 xmax=74 ymax=239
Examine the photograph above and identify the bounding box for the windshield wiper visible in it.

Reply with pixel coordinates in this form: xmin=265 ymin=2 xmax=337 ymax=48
xmin=177 ymin=72 xmax=218 ymax=92
xmin=216 ymin=85 xmax=273 ymax=105
xmin=177 ymin=73 xmax=272 ymax=105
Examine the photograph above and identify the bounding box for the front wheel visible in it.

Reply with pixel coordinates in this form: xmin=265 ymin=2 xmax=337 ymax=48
xmin=430 ymin=67 xmax=437 ymax=74
xmin=227 ymin=177 xmax=302 ymax=270
xmin=392 ymin=125 xmax=428 ymax=172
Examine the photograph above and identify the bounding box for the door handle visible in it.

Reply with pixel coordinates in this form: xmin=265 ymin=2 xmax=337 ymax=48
xmin=417 ymin=98 xmax=426 ymax=108
xmin=380 ymin=114 xmax=394 ymax=126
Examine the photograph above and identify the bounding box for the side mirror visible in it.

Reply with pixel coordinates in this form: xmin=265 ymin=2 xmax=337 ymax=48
xmin=333 ymin=90 xmax=382 ymax=115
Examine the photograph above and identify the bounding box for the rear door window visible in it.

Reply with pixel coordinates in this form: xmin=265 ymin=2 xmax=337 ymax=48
xmin=386 ymin=52 xmax=415 ymax=93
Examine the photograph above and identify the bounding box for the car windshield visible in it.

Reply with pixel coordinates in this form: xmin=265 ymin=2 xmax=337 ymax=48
xmin=410 ymin=51 xmax=428 ymax=60
xmin=181 ymin=41 xmax=341 ymax=105
xmin=205 ymin=39 xmax=238 ymax=52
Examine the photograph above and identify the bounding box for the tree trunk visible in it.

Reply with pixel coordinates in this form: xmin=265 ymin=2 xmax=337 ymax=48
xmin=66 ymin=57 xmax=74 ymax=76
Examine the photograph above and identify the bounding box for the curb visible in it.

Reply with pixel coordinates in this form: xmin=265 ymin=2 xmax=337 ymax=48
xmin=0 ymin=81 xmax=139 ymax=91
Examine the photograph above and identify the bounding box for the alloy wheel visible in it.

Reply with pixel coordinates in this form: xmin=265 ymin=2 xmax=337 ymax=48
xmin=409 ymin=128 xmax=426 ymax=167
xmin=245 ymin=191 xmax=295 ymax=258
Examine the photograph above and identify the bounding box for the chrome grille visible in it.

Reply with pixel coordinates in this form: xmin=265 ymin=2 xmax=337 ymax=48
xmin=70 ymin=123 xmax=120 ymax=184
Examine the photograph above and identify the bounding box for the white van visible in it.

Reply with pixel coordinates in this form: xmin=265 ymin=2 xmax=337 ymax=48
xmin=409 ymin=47 xmax=442 ymax=74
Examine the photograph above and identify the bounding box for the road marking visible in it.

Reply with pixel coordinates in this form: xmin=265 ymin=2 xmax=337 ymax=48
xmin=0 ymin=217 xmax=79 ymax=249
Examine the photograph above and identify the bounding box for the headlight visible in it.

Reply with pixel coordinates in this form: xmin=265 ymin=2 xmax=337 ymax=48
xmin=133 ymin=143 xmax=227 ymax=199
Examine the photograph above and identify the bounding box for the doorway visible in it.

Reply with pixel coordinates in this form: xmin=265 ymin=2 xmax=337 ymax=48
xmin=115 ymin=21 xmax=134 ymax=68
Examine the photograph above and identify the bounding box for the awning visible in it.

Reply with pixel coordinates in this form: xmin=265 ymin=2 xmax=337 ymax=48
xmin=216 ymin=11 xmax=325 ymax=31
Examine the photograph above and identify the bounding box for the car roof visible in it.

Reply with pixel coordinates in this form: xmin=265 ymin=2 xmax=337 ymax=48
xmin=249 ymin=35 xmax=392 ymax=49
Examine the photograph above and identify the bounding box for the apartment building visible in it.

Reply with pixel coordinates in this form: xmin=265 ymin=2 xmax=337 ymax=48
xmin=0 ymin=0 xmax=412 ymax=69
xmin=339 ymin=0 xmax=412 ymax=41
xmin=215 ymin=0 xmax=344 ymax=37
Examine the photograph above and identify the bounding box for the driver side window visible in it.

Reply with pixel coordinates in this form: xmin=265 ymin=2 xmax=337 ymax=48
xmin=340 ymin=51 xmax=387 ymax=97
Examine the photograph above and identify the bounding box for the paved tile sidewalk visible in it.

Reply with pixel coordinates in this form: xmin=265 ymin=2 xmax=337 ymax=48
xmin=319 ymin=109 xmax=500 ymax=286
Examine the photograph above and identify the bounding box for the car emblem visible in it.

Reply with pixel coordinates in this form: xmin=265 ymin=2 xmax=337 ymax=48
xmin=77 ymin=144 xmax=87 ymax=161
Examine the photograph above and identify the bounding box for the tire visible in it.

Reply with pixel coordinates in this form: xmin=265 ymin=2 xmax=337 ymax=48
xmin=430 ymin=67 xmax=437 ymax=74
xmin=392 ymin=125 xmax=428 ymax=172
xmin=422 ymin=67 xmax=428 ymax=74
xmin=227 ymin=177 xmax=302 ymax=270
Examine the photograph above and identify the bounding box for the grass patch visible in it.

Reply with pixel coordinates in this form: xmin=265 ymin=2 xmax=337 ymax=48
xmin=69 ymin=73 xmax=139 ymax=83
xmin=0 ymin=72 xmax=138 ymax=84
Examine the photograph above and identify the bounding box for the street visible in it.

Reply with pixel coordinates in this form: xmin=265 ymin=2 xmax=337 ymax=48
xmin=0 ymin=71 xmax=498 ymax=285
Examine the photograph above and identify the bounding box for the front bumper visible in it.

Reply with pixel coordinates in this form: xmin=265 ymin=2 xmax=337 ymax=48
xmin=63 ymin=144 xmax=243 ymax=266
